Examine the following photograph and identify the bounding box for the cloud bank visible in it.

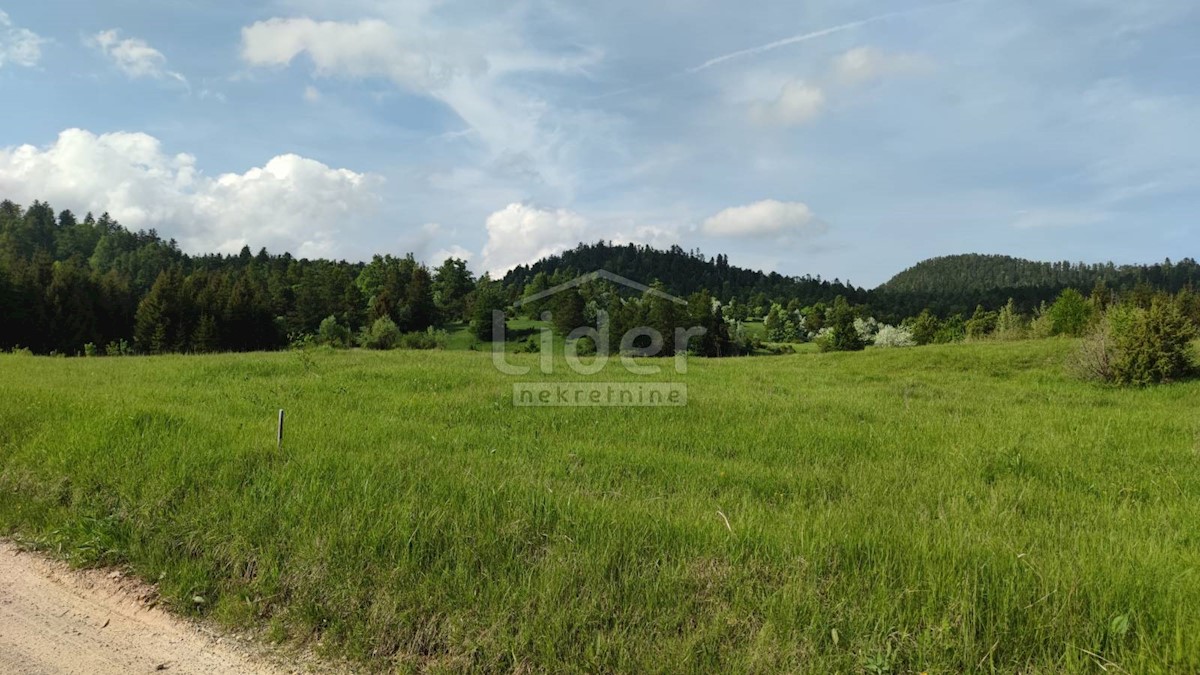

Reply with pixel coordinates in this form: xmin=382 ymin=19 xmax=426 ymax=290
xmin=0 ymin=129 xmax=380 ymax=257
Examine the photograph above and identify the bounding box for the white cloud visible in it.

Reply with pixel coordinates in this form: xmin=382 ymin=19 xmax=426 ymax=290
xmin=751 ymin=80 xmax=826 ymax=126
xmin=0 ymin=10 xmax=45 ymax=68
xmin=429 ymin=244 xmax=474 ymax=264
xmin=89 ymin=29 xmax=187 ymax=85
xmin=702 ymin=200 xmax=826 ymax=238
xmin=240 ymin=18 xmax=447 ymax=90
xmin=481 ymin=203 xmax=587 ymax=275
xmin=832 ymin=46 xmax=932 ymax=85
xmin=239 ymin=12 xmax=607 ymax=202
xmin=303 ymin=84 xmax=322 ymax=102
xmin=0 ymin=129 xmax=381 ymax=257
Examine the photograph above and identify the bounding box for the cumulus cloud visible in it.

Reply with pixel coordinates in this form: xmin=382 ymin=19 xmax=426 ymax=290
xmin=702 ymin=200 xmax=826 ymax=238
xmin=0 ymin=10 xmax=45 ymax=68
xmin=751 ymin=80 xmax=826 ymax=126
xmin=832 ymin=46 xmax=932 ymax=85
xmin=481 ymin=203 xmax=587 ymax=275
xmin=0 ymin=129 xmax=380 ymax=257
xmin=89 ymin=30 xmax=187 ymax=85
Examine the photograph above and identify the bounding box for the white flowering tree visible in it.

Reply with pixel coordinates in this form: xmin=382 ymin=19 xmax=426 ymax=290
xmin=874 ymin=325 xmax=916 ymax=348
xmin=854 ymin=317 xmax=882 ymax=343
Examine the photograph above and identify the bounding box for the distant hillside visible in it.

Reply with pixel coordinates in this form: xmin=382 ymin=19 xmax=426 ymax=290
xmin=881 ymin=254 xmax=1122 ymax=294
xmin=873 ymin=253 xmax=1200 ymax=320
xmin=503 ymin=241 xmax=869 ymax=307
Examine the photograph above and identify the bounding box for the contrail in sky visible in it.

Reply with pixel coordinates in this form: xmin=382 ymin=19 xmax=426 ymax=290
xmin=688 ymin=0 xmax=969 ymax=74
xmin=591 ymin=0 xmax=967 ymax=100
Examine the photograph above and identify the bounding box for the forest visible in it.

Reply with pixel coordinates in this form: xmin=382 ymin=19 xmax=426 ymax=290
xmin=2 ymin=197 xmax=1197 ymax=356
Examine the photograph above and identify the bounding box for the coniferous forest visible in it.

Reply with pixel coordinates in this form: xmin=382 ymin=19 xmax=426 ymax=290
xmin=2 ymin=197 xmax=1198 ymax=356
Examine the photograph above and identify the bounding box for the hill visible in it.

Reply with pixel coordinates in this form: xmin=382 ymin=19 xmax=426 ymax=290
xmin=874 ymin=253 xmax=1200 ymax=319
xmin=503 ymin=241 xmax=868 ymax=307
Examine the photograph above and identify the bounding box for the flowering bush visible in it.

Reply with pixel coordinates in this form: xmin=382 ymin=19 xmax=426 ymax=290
xmin=854 ymin=317 xmax=882 ymax=342
xmin=874 ymin=325 xmax=916 ymax=348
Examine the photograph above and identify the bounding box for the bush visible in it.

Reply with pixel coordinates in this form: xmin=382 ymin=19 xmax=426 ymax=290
xmin=1072 ymin=299 xmax=1195 ymax=385
xmin=994 ymin=298 xmax=1028 ymax=341
xmin=1113 ymin=297 xmax=1195 ymax=385
xmin=105 ymin=340 xmax=132 ymax=356
xmin=317 ymin=315 xmax=352 ymax=348
xmin=854 ymin=317 xmax=882 ymax=343
xmin=397 ymin=328 xmax=449 ymax=350
xmin=361 ymin=317 xmax=401 ymax=350
xmin=1048 ymin=289 xmax=1094 ymax=337
xmin=83 ymin=342 xmax=98 ymax=357
xmin=819 ymin=296 xmax=865 ymax=352
xmin=908 ymin=309 xmax=939 ymax=346
xmin=934 ymin=314 xmax=966 ymax=344
xmin=874 ymin=325 xmax=915 ymax=348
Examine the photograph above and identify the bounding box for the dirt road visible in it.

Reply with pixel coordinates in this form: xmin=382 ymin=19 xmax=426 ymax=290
xmin=0 ymin=540 xmax=291 ymax=675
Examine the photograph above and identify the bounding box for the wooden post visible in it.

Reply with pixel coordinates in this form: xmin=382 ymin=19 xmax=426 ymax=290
xmin=277 ymin=409 xmax=285 ymax=450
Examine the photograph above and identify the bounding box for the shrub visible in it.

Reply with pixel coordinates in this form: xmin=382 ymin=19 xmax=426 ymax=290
xmin=317 ymin=315 xmax=352 ymax=348
xmin=397 ymin=328 xmax=449 ymax=350
xmin=105 ymin=340 xmax=132 ymax=356
xmin=908 ymin=309 xmax=939 ymax=346
xmin=965 ymin=305 xmax=998 ymax=340
xmin=994 ymin=298 xmax=1028 ymax=341
xmin=1048 ymin=289 xmax=1095 ymax=337
xmin=83 ymin=342 xmax=98 ymax=357
xmin=572 ymin=335 xmax=598 ymax=357
xmin=361 ymin=317 xmax=401 ymax=350
xmin=1072 ymin=299 xmax=1196 ymax=385
xmin=819 ymin=296 xmax=865 ymax=352
xmin=1112 ymin=297 xmax=1195 ymax=385
xmin=934 ymin=314 xmax=966 ymax=344
xmin=874 ymin=325 xmax=915 ymax=348
xmin=854 ymin=317 xmax=882 ymax=343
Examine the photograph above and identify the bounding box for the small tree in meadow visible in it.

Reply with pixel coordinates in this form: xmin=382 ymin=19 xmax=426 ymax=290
xmin=1048 ymin=289 xmax=1094 ymax=337
xmin=906 ymin=309 xmax=938 ymax=345
xmin=965 ymin=305 xmax=998 ymax=340
xmin=317 ymin=315 xmax=351 ymax=347
xmin=994 ymin=298 xmax=1027 ymax=340
xmin=361 ymin=316 xmax=401 ymax=350
xmin=818 ymin=296 xmax=865 ymax=352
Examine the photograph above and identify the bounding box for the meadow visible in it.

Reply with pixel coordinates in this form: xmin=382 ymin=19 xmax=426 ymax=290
xmin=1 ymin=340 xmax=1199 ymax=673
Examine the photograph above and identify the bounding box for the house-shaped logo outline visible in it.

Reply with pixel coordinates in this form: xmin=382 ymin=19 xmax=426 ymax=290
xmin=513 ymin=270 xmax=688 ymax=308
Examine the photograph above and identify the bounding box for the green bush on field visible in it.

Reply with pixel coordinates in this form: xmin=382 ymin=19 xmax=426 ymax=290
xmin=397 ymin=328 xmax=449 ymax=350
xmin=361 ymin=316 xmax=401 ymax=350
xmin=317 ymin=315 xmax=352 ymax=348
xmin=1072 ymin=297 xmax=1196 ymax=385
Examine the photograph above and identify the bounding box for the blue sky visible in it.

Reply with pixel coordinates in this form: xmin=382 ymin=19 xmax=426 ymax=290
xmin=0 ymin=0 xmax=1197 ymax=286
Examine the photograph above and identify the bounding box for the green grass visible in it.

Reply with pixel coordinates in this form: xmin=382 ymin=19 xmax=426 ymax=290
xmin=2 ymin=340 xmax=1200 ymax=672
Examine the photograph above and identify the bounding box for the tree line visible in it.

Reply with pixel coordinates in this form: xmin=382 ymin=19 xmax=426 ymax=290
xmin=0 ymin=199 xmax=477 ymax=355
xmin=3 ymin=197 xmax=1197 ymax=358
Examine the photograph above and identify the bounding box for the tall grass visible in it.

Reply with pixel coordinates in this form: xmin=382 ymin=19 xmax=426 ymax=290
xmin=1 ymin=340 xmax=1199 ymax=672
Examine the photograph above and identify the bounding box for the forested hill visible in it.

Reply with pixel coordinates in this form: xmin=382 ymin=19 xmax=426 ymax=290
xmin=882 ymin=254 xmax=1196 ymax=293
xmin=503 ymin=241 xmax=869 ymax=307
xmin=872 ymin=253 xmax=1200 ymax=320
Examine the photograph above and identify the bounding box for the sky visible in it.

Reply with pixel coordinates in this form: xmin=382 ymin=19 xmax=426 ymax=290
xmin=0 ymin=0 xmax=1197 ymax=287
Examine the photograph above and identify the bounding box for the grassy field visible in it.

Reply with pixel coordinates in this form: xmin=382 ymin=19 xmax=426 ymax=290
xmin=2 ymin=340 xmax=1199 ymax=672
